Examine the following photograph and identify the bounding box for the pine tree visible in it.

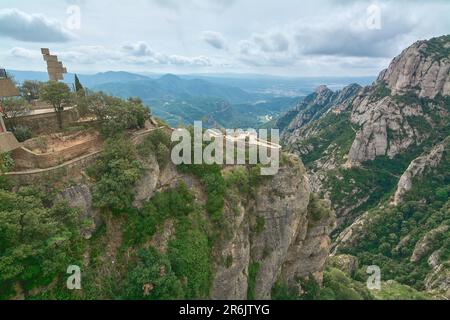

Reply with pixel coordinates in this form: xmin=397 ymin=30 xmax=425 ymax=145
xmin=74 ymin=74 xmax=84 ymax=92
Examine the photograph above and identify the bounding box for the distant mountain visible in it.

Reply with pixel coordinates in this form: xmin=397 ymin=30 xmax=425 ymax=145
xmin=93 ymin=74 xmax=255 ymax=105
xmin=8 ymin=70 xmax=150 ymax=87
xmin=150 ymin=96 xmax=299 ymax=128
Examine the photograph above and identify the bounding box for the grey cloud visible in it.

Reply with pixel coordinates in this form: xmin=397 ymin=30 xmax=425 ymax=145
xmin=149 ymin=0 xmax=235 ymax=12
xmin=202 ymin=31 xmax=227 ymax=50
xmin=295 ymin=13 xmax=416 ymax=57
xmin=252 ymin=33 xmax=290 ymax=53
xmin=122 ymin=41 xmax=155 ymax=57
xmin=0 ymin=8 xmax=73 ymax=42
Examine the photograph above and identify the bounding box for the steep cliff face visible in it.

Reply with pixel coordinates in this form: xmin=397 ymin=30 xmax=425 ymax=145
xmin=211 ymin=155 xmax=335 ymax=300
xmin=393 ymin=138 xmax=448 ymax=205
xmin=378 ymin=36 xmax=450 ymax=99
xmin=348 ymin=35 xmax=450 ymax=164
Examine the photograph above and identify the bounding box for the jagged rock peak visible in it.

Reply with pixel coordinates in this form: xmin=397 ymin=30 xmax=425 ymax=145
xmin=315 ymin=85 xmax=332 ymax=95
xmin=377 ymin=35 xmax=450 ymax=98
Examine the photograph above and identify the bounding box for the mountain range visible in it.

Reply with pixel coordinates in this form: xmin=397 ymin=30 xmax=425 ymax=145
xmin=276 ymin=35 xmax=450 ymax=299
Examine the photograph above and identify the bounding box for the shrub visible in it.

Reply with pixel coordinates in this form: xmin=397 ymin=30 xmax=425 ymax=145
xmin=124 ymin=248 xmax=184 ymax=300
xmin=11 ymin=125 xmax=32 ymax=142
xmin=89 ymin=135 xmax=142 ymax=212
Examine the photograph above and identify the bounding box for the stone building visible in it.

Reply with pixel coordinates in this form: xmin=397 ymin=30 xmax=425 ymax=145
xmin=0 ymin=69 xmax=21 ymax=154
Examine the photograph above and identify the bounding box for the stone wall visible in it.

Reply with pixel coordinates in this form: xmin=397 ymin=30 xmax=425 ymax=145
xmin=12 ymin=136 xmax=102 ymax=170
xmin=5 ymin=151 xmax=101 ymax=185
xmin=6 ymin=109 xmax=79 ymax=135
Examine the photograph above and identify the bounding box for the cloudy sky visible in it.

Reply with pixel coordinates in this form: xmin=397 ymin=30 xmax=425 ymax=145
xmin=0 ymin=0 xmax=449 ymax=76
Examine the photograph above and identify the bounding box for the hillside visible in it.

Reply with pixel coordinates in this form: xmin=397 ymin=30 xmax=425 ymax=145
xmin=277 ymin=35 xmax=450 ymax=298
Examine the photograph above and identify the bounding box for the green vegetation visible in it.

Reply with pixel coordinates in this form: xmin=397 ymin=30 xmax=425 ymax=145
xmin=178 ymin=162 xmax=226 ymax=226
xmin=0 ymin=186 xmax=83 ymax=299
xmin=247 ymin=262 xmax=260 ymax=300
xmin=19 ymin=80 xmax=41 ymax=102
xmin=341 ymin=144 xmax=450 ymax=290
xmin=291 ymin=112 xmax=356 ymax=167
xmin=39 ymin=81 xmax=73 ymax=129
xmin=371 ymin=281 xmax=432 ymax=300
xmin=137 ymin=128 xmax=171 ymax=167
xmin=370 ymin=82 xmax=391 ymax=101
xmin=308 ymin=194 xmax=332 ymax=222
xmin=272 ymin=268 xmax=372 ymax=300
xmin=0 ymin=153 xmax=14 ymax=173
xmin=123 ymin=184 xmax=212 ymax=299
xmin=1 ymin=97 xmax=31 ymax=128
xmin=124 ymin=248 xmax=184 ymax=300
xmin=420 ymin=35 xmax=450 ymax=62
xmin=88 ymin=136 xmax=142 ymax=212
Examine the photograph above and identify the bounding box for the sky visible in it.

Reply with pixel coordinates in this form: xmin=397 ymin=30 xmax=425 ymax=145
xmin=0 ymin=0 xmax=449 ymax=77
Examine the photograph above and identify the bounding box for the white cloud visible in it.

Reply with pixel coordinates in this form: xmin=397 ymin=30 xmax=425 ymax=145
xmin=0 ymin=8 xmax=73 ymax=42
xmin=149 ymin=0 xmax=235 ymax=12
xmin=202 ymin=31 xmax=227 ymax=50
xmin=9 ymin=47 xmax=41 ymax=59
xmin=9 ymin=42 xmax=214 ymax=69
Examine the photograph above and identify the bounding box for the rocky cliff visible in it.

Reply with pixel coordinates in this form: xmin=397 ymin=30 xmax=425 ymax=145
xmin=211 ymin=155 xmax=335 ymax=300
xmin=58 ymin=149 xmax=335 ymax=300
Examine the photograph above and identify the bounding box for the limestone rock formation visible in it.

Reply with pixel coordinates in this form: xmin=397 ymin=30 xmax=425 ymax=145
xmin=211 ymin=155 xmax=336 ymax=300
xmin=393 ymin=139 xmax=447 ymax=205
xmin=410 ymin=225 xmax=449 ymax=263
xmin=378 ymin=36 xmax=450 ymax=98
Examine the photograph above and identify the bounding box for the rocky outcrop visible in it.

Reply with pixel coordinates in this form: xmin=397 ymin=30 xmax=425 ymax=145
xmin=425 ymin=249 xmax=450 ymax=298
xmin=211 ymin=202 xmax=250 ymax=300
xmin=410 ymin=225 xmax=449 ymax=263
xmin=378 ymin=36 xmax=450 ymax=98
xmin=282 ymin=84 xmax=361 ymax=144
xmin=328 ymin=254 xmax=359 ymax=276
xmin=280 ymin=198 xmax=336 ymax=286
xmin=211 ymin=155 xmax=336 ymax=300
xmin=348 ymin=94 xmax=423 ymax=163
xmin=347 ymin=35 xmax=450 ymax=164
xmin=58 ymin=184 xmax=99 ymax=239
xmin=393 ymin=139 xmax=447 ymax=205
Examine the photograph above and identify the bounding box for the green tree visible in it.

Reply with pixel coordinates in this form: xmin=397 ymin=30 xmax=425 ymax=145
xmin=39 ymin=81 xmax=73 ymax=129
xmin=89 ymin=135 xmax=142 ymax=211
xmin=1 ymin=97 xmax=31 ymax=128
xmin=0 ymin=188 xmax=82 ymax=298
xmin=124 ymin=248 xmax=184 ymax=300
xmin=19 ymin=80 xmax=41 ymax=102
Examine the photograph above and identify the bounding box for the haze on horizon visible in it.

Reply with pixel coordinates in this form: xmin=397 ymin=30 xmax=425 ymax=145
xmin=0 ymin=0 xmax=449 ymax=77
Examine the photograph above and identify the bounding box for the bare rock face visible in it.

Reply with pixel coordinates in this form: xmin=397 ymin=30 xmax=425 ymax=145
xmin=425 ymin=249 xmax=450 ymax=298
xmin=211 ymin=155 xmax=336 ymax=300
xmin=393 ymin=139 xmax=447 ymax=205
xmin=347 ymin=36 xmax=450 ymax=164
xmin=251 ymin=159 xmax=312 ymax=299
xmin=332 ymin=211 xmax=371 ymax=254
xmin=281 ymin=198 xmax=336 ymax=286
xmin=378 ymin=36 xmax=450 ymax=98
xmin=211 ymin=202 xmax=250 ymax=300
xmin=328 ymin=254 xmax=359 ymax=276
xmin=58 ymin=184 xmax=99 ymax=239
xmin=410 ymin=225 xmax=449 ymax=263
xmin=348 ymin=95 xmax=422 ymax=163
